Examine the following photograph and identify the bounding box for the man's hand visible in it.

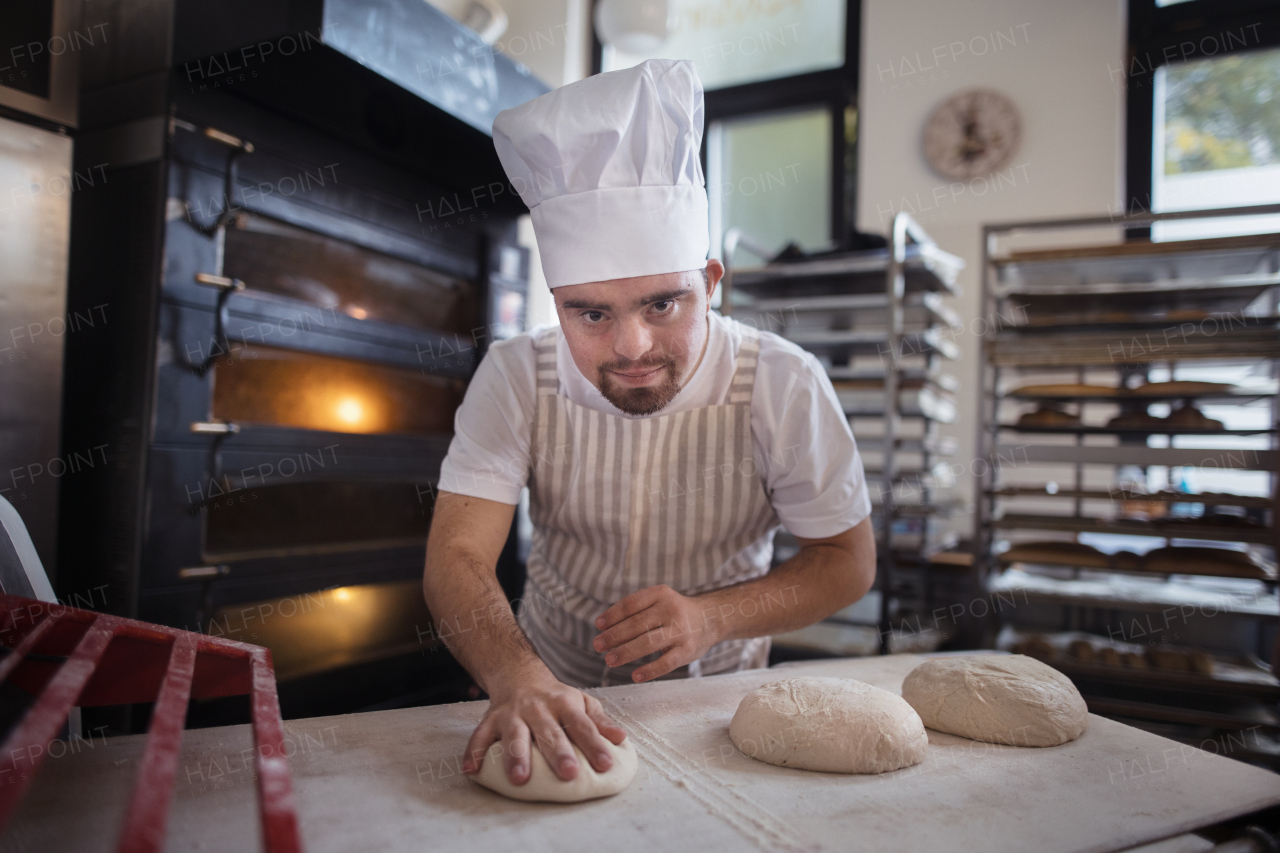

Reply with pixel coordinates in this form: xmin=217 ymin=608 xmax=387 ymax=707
xmin=461 ymin=667 xmax=627 ymax=786
xmin=592 ymin=519 xmax=877 ymax=684
xmin=593 ymin=584 xmax=720 ymax=683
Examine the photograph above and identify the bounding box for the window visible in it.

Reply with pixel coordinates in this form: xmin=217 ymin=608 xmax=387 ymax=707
xmin=1126 ymin=0 xmax=1280 ymax=238
xmin=707 ymin=106 xmax=833 ymax=255
xmin=593 ymin=1 xmax=859 ymax=266
xmin=1153 ymin=46 xmax=1280 ymax=239
xmin=600 ymin=0 xmax=847 ymax=91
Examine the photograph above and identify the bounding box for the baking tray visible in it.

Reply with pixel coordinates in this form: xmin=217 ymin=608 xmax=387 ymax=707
xmin=735 ymin=291 xmax=963 ymax=334
xmin=993 ymin=512 xmax=1276 ymax=547
xmin=1001 ymin=424 xmax=1277 ymax=436
xmin=730 ymin=243 xmax=963 ymax=298
xmin=990 ymin=487 xmax=1274 ymax=509
xmin=994 ymin=233 xmax=1280 ymax=287
xmin=989 ymin=325 xmax=1280 ymax=366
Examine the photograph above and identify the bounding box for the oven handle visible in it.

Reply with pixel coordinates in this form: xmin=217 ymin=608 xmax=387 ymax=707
xmin=189 ymin=421 xmax=240 ymax=507
xmin=179 ymin=274 xmax=245 ymax=377
xmin=194 ymin=273 xmax=244 ymax=291
xmin=179 ymin=121 xmax=255 ymax=237
xmin=191 ymin=422 xmax=240 ymax=435
xmin=178 ymin=564 xmax=230 ymax=580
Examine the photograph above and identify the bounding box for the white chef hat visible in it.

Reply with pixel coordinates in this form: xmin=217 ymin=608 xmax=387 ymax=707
xmin=493 ymin=59 xmax=709 ymax=289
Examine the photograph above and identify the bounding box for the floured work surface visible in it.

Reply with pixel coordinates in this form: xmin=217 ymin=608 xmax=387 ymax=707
xmin=5 ymin=655 xmax=1279 ymax=853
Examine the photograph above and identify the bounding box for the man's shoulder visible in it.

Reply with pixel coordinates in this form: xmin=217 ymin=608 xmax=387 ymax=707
xmin=492 ymin=323 xmax=556 ymax=353
xmin=481 ymin=325 xmax=552 ymax=369
xmin=469 ymin=326 xmax=552 ymax=401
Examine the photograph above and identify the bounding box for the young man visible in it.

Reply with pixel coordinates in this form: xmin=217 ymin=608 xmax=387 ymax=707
xmin=423 ymin=59 xmax=875 ymax=789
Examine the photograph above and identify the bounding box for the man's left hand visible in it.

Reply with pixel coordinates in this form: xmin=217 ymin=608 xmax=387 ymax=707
xmin=593 ymin=585 xmax=719 ymax=683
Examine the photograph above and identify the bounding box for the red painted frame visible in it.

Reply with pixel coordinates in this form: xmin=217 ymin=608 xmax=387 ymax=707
xmin=0 ymin=593 xmax=303 ymax=853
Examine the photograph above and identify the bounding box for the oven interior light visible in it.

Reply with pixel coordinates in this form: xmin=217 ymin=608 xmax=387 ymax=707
xmin=346 ymin=305 xmax=368 ymax=320
xmin=208 ymin=581 xmax=428 ymax=682
xmin=335 ymin=397 xmax=365 ymax=426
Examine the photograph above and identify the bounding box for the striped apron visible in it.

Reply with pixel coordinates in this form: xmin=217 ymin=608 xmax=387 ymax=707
xmin=517 ymin=324 xmax=782 ymax=688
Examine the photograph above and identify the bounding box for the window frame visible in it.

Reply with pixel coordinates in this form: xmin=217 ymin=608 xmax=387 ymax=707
xmin=1125 ymin=0 xmax=1280 ymax=225
xmin=591 ymin=0 xmax=861 ymax=248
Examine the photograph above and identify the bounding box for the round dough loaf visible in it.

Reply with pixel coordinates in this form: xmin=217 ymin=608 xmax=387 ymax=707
xmin=902 ymin=655 xmax=1087 ymax=747
xmin=472 ymin=736 xmax=637 ymax=803
xmin=729 ymin=677 xmax=927 ymax=774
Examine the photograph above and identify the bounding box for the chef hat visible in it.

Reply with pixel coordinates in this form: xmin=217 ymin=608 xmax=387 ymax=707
xmin=493 ymin=59 xmax=709 ymax=289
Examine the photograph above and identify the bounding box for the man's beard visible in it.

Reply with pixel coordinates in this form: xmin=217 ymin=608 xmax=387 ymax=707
xmin=597 ymin=357 xmax=682 ymax=416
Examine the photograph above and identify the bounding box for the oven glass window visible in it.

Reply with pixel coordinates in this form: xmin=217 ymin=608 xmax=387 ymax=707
xmin=222 ymin=213 xmax=477 ymax=334
xmin=212 ymin=345 xmax=463 ymax=435
xmin=203 ymin=480 xmax=434 ymax=559
xmin=206 ymin=579 xmax=432 ymax=681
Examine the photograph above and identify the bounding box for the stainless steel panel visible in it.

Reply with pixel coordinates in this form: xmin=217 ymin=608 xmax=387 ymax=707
xmin=0 ymin=116 xmax=73 ymax=578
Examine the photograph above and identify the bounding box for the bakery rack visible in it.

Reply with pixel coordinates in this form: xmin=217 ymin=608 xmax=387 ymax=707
xmin=976 ymin=204 xmax=1280 ymax=762
xmin=722 ymin=213 xmax=965 ymax=657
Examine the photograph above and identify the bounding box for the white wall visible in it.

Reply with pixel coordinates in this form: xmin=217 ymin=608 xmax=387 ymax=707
xmin=857 ymin=0 xmax=1126 ymax=539
xmin=496 ymin=0 xmax=592 ymax=89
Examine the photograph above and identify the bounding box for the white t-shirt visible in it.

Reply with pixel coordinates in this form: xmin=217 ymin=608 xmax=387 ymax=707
xmin=438 ymin=310 xmax=872 ymax=540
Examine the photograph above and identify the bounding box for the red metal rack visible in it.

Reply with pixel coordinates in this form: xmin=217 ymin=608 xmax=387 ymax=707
xmin=0 ymin=593 xmax=303 ymax=853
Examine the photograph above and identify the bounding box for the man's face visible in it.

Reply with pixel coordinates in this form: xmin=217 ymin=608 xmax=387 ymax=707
xmin=554 ymin=260 xmax=723 ymax=416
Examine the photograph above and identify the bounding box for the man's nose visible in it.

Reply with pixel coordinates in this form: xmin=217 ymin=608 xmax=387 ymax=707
xmin=614 ymin=316 xmax=653 ymax=362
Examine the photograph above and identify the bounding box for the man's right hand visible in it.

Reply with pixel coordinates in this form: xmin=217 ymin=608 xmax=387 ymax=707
xmin=461 ymin=667 xmax=627 ymax=786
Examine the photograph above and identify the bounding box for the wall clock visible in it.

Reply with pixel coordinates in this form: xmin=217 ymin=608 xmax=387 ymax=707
xmin=922 ymin=89 xmax=1022 ymax=180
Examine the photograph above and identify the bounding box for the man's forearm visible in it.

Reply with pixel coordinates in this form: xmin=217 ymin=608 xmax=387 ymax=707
xmin=422 ymin=491 xmax=550 ymax=697
xmin=424 ymin=546 xmax=549 ymax=695
xmin=694 ymin=523 xmax=875 ymax=643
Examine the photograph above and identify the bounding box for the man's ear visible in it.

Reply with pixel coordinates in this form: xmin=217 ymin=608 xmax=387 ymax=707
xmin=704 ymin=258 xmax=724 ymax=305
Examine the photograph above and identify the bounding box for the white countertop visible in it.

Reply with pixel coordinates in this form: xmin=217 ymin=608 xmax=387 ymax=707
xmin=8 ymin=654 xmax=1279 ymax=853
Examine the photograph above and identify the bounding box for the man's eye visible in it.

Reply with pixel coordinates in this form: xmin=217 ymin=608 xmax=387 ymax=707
xmin=652 ymin=301 xmax=673 ymax=313
xmin=582 ymin=311 xmax=605 ymax=323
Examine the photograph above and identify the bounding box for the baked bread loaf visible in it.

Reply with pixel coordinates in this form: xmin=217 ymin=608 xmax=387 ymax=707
xmin=1018 ymin=406 xmax=1081 ymax=427
xmin=1000 ymin=541 xmax=1109 ymax=568
xmin=1146 ymin=648 xmax=1192 ymax=671
xmin=1165 ymin=405 xmax=1224 ymax=430
xmin=1141 ymin=546 xmax=1269 ymax=579
xmin=1068 ymin=640 xmax=1096 ymax=663
xmin=1013 ymin=636 xmax=1056 ymax=661
xmin=1012 ymin=383 xmax=1116 ymax=397
xmin=1112 ymin=550 xmax=1144 ymax=570
xmin=1106 ymin=411 xmax=1166 ymax=429
xmin=1190 ymin=652 xmax=1215 ymax=675
xmin=1133 ymin=380 xmax=1235 ymax=396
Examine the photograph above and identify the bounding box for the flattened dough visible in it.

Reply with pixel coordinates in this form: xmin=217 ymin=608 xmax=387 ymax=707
xmin=902 ymin=655 xmax=1087 ymax=747
xmin=472 ymin=737 xmax=637 ymax=803
xmin=730 ymin=677 xmax=927 ymax=774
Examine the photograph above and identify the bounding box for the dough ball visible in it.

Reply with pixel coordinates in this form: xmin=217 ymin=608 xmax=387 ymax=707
xmin=472 ymin=736 xmax=637 ymax=803
xmin=902 ymin=655 xmax=1087 ymax=747
xmin=729 ymin=677 xmax=927 ymax=774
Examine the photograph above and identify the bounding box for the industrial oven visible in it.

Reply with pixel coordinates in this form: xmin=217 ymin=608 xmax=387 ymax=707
xmin=56 ymin=0 xmax=543 ymax=723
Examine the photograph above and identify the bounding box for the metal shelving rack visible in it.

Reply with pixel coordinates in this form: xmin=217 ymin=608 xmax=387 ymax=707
xmin=976 ymin=205 xmax=1280 ymax=749
xmin=723 ymin=212 xmax=965 ymax=654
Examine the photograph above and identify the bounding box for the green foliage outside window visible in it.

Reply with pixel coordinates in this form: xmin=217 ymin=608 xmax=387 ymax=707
xmin=1164 ymin=47 xmax=1280 ymax=174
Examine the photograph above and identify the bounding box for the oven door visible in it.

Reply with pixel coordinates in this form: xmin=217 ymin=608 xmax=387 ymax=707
xmin=147 ymin=198 xmax=514 ymax=703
